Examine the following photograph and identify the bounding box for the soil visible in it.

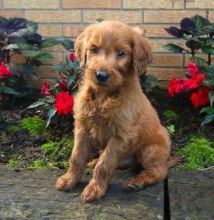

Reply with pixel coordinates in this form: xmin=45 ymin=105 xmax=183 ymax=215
xmin=0 ymin=87 xmax=213 ymax=168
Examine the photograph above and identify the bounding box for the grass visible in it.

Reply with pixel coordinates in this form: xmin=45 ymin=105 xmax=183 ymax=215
xmin=5 ymin=124 xmax=21 ymax=134
xmin=21 ymin=116 xmax=46 ymax=136
xmin=163 ymin=110 xmax=177 ymax=120
xmin=167 ymin=124 xmax=175 ymax=135
xmin=8 ymin=156 xmax=20 ymax=167
xmin=41 ymin=135 xmax=74 ymax=169
xmin=27 ymin=160 xmax=45 ymax=169
xmin=177 ymin=137 xmax=214 ymax=170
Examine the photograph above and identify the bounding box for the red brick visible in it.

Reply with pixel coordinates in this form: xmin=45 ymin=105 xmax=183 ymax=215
xmin=124 ymin=0 xmax=183 ymax=9
xmin=38 ymin=25 xmax=62 ymax=37
xmin=26 ymin=10 xmax=81 ymax=23
xmin=144 ymin=10 xmax=205 ymax=23
xmin=63 ymin=25 xmax=86 ymax=38
xmin=37 ymin=66 xmax=58 ymax=78
xmin=83 ymin=11 xmax=142 ymax=24
xmin=0 ymin=10 xmax=23 ymax=18
xmin=152 ymin=54 xmax=183 ymax=67
xmin=142 ymin=25 xmax=178 ymax=38
xmin=186 ymin=0 xmax=214 ymax=9
xmin=151 ymin=39 xmax=186 ymax=53
xmin=148 ymin=67 xmax=184 ymax=80
xmin=3 ymin=0 xmax=59 ymax=9
xmin=62 ymin=0 xmax=120 ymax=9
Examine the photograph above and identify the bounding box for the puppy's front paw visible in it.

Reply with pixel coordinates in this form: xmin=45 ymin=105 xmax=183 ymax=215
xmin=55 ymin=173 xmax=77 ymax=191
xmin=81 ymin=181 xmax=106 ymax=203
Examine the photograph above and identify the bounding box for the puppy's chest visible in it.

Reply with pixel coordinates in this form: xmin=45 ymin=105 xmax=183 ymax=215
xmin=82 ymin=99 xmax=118 ymax=147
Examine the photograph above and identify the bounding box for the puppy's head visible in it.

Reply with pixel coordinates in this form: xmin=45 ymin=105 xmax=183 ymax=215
xmin=75 ymin=21 xmax=152 ymax=91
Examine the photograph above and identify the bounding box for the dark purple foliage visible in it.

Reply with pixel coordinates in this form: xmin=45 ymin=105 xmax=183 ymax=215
xmin=165 ymin=27 xmax=182 ymax=38
xmin=0 ymin=17 xmax=27 ymax=34
xmin=180 ymin=18 xmax=196 ymax=34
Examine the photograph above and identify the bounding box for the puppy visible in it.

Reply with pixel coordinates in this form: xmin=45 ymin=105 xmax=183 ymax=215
xmin=56 ymin=21 xmax=171 ymax=203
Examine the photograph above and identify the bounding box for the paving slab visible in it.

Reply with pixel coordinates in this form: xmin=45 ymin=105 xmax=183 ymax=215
xmin=169 ymin=171 xmax=214 ymax=220
xmin=0 ymin=165 xmax=163 ymax=220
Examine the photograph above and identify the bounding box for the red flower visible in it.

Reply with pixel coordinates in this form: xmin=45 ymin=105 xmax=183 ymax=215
xmin=0 ymin=65 xmax=12 ymax=78
xmin=59 ymin=80 xmax=68 ymax=91
xmin=168 ymin=78 xmax=187 ymax=97
xmin=190 ymin=87 xmax=209 ymax=108
xmin=69 ymin=53 xmax=76 ymax=62
xmin=186 ymin=61 xmax=199 ymax=75
xmin=184 ymin=73 xmax=205 ymax=89
xmin=41 ymin=82 xmax=52 ymax=96
xmin=54 ymin=92 xmax=74 ymax=115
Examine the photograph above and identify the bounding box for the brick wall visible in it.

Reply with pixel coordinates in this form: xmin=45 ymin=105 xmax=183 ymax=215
xmin=1 ymin=0 xmax=214 ymax=84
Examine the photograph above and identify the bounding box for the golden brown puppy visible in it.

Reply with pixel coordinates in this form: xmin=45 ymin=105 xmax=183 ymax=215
xmin=56 ymin=21 xmax=171 ymax=203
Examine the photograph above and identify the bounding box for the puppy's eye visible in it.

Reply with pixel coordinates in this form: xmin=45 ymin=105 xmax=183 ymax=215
xmin=90 ymin=47 xmax=100 ymax=54
xmin=116 ymin=51 xmax=126 ymax=58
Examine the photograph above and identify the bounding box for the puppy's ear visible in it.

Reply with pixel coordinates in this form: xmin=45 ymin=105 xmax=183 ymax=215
xmin=74 ymin=28 xmax=90 ymax=68
xmin=132 ymin=27 xmax=153 ymax=75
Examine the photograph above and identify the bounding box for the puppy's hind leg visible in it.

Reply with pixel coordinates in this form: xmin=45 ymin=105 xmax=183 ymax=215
xmin=124 ymin=143 xmax=169 ymax=190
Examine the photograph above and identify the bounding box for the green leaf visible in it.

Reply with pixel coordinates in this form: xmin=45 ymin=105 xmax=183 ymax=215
xmin=27 ymin=21 xmax=38 ymax=33
xmin=203 ymin=79 xmax=214 ymax=88
xmin=200 ymin=106 xmax=214 ymax=114
xmin=67 ymin=75 xmax=76 ymax=87
xmin=206 ymin=65 xmax=214 ymax=71
xmin=45 ymin=95 xmax=55 ymax=104
xmin=17 ymin=42 xmax=31 ymax=50
xmin=198 ymin=37 xmax=213 ymax=47
xmin=59 ymin=39 xmax=74 ymax=50
xmin=163 ymin=44 xmax=184 ymax=53
xmin=197 ymin=25 xmax=214 ymax=35
xmin=167 ymin=124 xmax=175 ymax=134
xmin=42 ymin=38 xmax=59 ymax=48
xmin=36 ymin=53 xmax=53 ymax=61
xmin=52 ymin=64 xmax=65 ymax=73
xmin=201 ymin=113 xmax=214 ymax=126
xmin=209 ymin=91 xmax=214 ymax=106
xmin=3 ymin=44 xmax=19 ymax=50
xmin=28 ymin=99 xmax=45 ymax=108
xmin=1 ymin=86 xmax=20 ymax=95
xmin=202 ymin=47 xmax=214 ymax=55
xmin=191 ymin=15 xmax=211 ymax=30
xmin=193 ymin=57 xmax=208 ymax=66
xmin=22 ymin=50 xmax=41 ymax=57
xmin=46 ymin=108 xmax=57 ymax=127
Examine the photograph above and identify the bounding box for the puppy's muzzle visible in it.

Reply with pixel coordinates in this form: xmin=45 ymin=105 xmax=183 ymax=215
xmin=95 ymin=71 xmax=110 ymax=84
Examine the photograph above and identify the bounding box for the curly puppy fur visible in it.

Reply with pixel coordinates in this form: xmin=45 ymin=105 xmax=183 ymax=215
xmin=56 ymin=21 xmax=171 ymax=203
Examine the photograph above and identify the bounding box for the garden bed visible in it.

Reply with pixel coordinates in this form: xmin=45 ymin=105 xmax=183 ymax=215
xmin=0 ymin=87 xmax=213 ymax=170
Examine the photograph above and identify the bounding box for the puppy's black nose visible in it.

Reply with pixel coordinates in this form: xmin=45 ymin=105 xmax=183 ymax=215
xmin=95 ymin=71 xmax=110 ymax=83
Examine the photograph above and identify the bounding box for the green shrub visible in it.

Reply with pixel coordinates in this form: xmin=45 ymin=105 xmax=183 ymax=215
xmin=27 ymin=160 xmax=45 ymax=169
xmin=5 ymin=124 xmax=21 ymax=134
xmin=21 ymin=116 xmax=46 ymax=135
xmin=8 ymin=157 xmax=20 ymax=167
xmin=178 ymin=137 xmax=214 ymax=170
xmin=163 ymin=110 xmax=177 ymax=120
xmin=167 ymin=124 xmax=176 ymax=135
xmin=41 ymin=136 xmax=74 ymax=168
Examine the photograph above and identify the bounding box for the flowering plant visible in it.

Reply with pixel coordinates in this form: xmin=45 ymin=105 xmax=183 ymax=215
xmin=0 ymin=16 xmax=74 ymax=98
xmin=168 ymin=61 xmax=210 ymax=108
xmin=29 ymin=53 xmax=82 ymax=127
xmin=165 ymin=15 xmax=214 ymax=125
xmin=0 ymin=64 xmax=20 ymax=102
